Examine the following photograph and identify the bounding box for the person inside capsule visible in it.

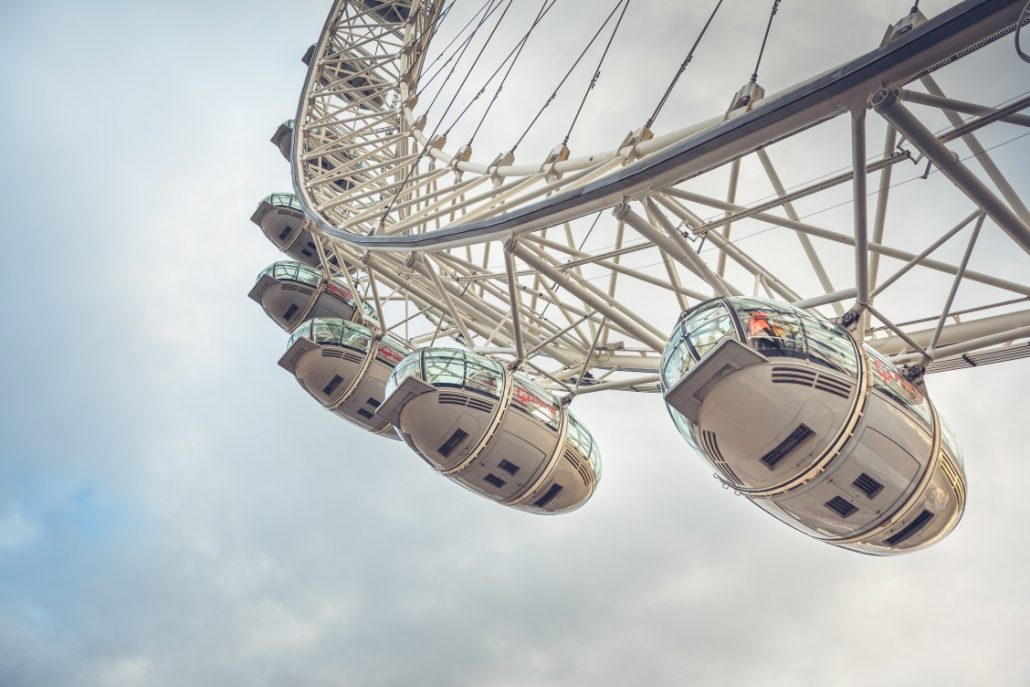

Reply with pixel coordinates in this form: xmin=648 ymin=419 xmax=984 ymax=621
xmin=744 ymin=308 xmax=804 ymax=358
xmin=661 ymin=297 xmax=965 ymax=555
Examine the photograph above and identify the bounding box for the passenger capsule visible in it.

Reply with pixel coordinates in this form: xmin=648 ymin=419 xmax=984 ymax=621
xmin=248 ymin=260 xmax=374 ymax=332
xmin=660 ymin=297 xmax=965 ymax=555
xmin=270 ymin=119 xmax=294 ymax=160
xmin=278 ymin=318 xmax=411 ymax=439
xmin=250 ymin=194 xmax=321 ymax=267
xmin=377 ymin=348 xmax=602 ymax=513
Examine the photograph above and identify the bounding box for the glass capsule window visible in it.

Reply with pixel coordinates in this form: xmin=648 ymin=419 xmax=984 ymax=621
xmin=662 ymin=298 xmax=861 ymax=385
xmin=685 ymin=301 xmax=739 ymax=359
xmin=264 ymin=193 xmax=303 ymax=211
xmin=731 ymin=298 xmax=806 ymax=360
xmin=289 ymin=320 xmax=313 ymax=344
xmin=864 ymin=345 xmax=933 ymax=431
xmin=661 ymin=336 xmax=693 ymax=387
xmin=387 ymin=349 xmax=507 ymax=400
xmin=667 ymin=406 xmax=702 ymax=453
xmin=461 ymin=355 xmax=504 ymax=398
xmin=376 ymin=334 xmax=412 ymax=366
xmin=511 ymin=374 xmax=561 ymax=430
xmin=288 ymin=317 xmax=372 ymax=353
xmin=796 ymin=309 xmax=859 ymax=377
xmin=422 ymin=349 xmax=467 ymax=388
xmin=566 ymin=413 xmax=601 ymax=480
xmin=334 ymin=322 xmax=373 ymax=352
xmin=939 ymin=416 xmax=964 ymax=468
xmin=385 ymin=352 xmax=423 ymax=398
xmin=660 ymin=300 xmax=738 ymax=389
xmin=262 ymin=261 xmax=322 ymax=288
xmin=323 ymin=280 xmax=355 ymax=304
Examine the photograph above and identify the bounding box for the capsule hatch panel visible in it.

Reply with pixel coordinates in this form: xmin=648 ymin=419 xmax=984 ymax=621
xmin=376 ymin=375 xmax=436 ymax=426
xmin=664 ymin=338 xmax=767 ymax=423
xmin=277 ymin=337 xmax=320 ymax=373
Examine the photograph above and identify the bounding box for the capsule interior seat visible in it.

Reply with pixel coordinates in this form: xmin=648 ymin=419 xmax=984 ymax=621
xmin=248 ymin=260 xmax=375 ymax=333
xmin=661 ymin=297 xmax=965 ymax=555
xmin=377 ymin=348 xmax=602 ymax=514
xmin=279 ymin=318 xmax=411 ymax=438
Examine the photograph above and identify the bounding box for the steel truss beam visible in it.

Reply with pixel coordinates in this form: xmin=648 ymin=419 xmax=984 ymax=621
xmin=281 ymin=0 xmax=1030 ymax=393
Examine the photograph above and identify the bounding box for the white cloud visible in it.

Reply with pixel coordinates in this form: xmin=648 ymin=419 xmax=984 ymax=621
xmin=94 ymin=657 xmax=153 ymax=687
xmin=0 ymin=506 xmax=40 ymax=552
xmin=0 ymin=1 xmax=1028 ymax=686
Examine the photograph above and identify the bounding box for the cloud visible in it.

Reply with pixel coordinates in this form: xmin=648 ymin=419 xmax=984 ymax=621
xmin=0 ymin=506 xmax=40 ymax=552
xmin=0 ymin=1 xmax=1028 ymax=686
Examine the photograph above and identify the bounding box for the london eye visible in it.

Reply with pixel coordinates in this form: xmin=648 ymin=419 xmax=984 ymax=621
xmin=248 ymin=0 xmax=1030 ymax=554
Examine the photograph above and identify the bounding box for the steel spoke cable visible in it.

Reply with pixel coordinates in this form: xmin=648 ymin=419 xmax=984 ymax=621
xmin=489 ymin=131 xmax=1030 ymax=297
xmin=380 ymin=0 xmax=516 ymax=228
xmin=467 ymin=0 xmax=558 ymax=146
xmin=869 ymin=297 xmax=1029 ymax=331
xmin=409 ymin=0 xmax=456 ymax=52
xmin=750 ymin=0 xmax=782 ymax=84
xmin=412 ymin=0 xmax=457 ymax=69
xmin=562 ymin=0 xmax=631 ymax=146
xmin=660 ymin=131 xmax=1030 ymax=274
xmin=443 ymin=0 xmax=559 ymax=140
xmin=417 ymin=0 xmax=493 ymax=93
xmin=681 ymin=130 xmax=1030 ymax=257
xmin=430 ymin=0 xmax=458 ymax=38
xmin=420 ymin=2 xmax=504 ymax=118
xmin=418 ymin=0 xmax=502 ymax=101
xmin=376 ymin=7 xmax=1026 ymax=353
xmin=645 ymin=0 xmax=724 ymax=129
xmin=691 ymin=86 xmax=1030 ymax=226
xmin=537 ymin=210 xmax=604 ymax=319
xmin=509 ymin=0 xmax=627 ymax=154
xmin=420 ymin=0 xmax=516 ymax=128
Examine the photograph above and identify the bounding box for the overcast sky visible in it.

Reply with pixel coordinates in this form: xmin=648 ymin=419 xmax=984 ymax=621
xmin=1 ymin=1 xmax=1029 ymax=685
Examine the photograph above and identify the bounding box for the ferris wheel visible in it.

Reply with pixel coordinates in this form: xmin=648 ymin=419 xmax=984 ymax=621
xmin=249 ymin=0 xmax=1030 ymax=555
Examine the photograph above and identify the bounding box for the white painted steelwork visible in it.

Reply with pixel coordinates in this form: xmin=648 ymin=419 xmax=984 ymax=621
xmin=245 ymin=0 xmax=1030 ymax=544
xmin=280 ymin=0 xmax=1029 ymax=389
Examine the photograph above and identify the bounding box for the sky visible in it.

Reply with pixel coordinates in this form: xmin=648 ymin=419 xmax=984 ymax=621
xmin=1 ymin=1 xmax=1029 ymax=685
